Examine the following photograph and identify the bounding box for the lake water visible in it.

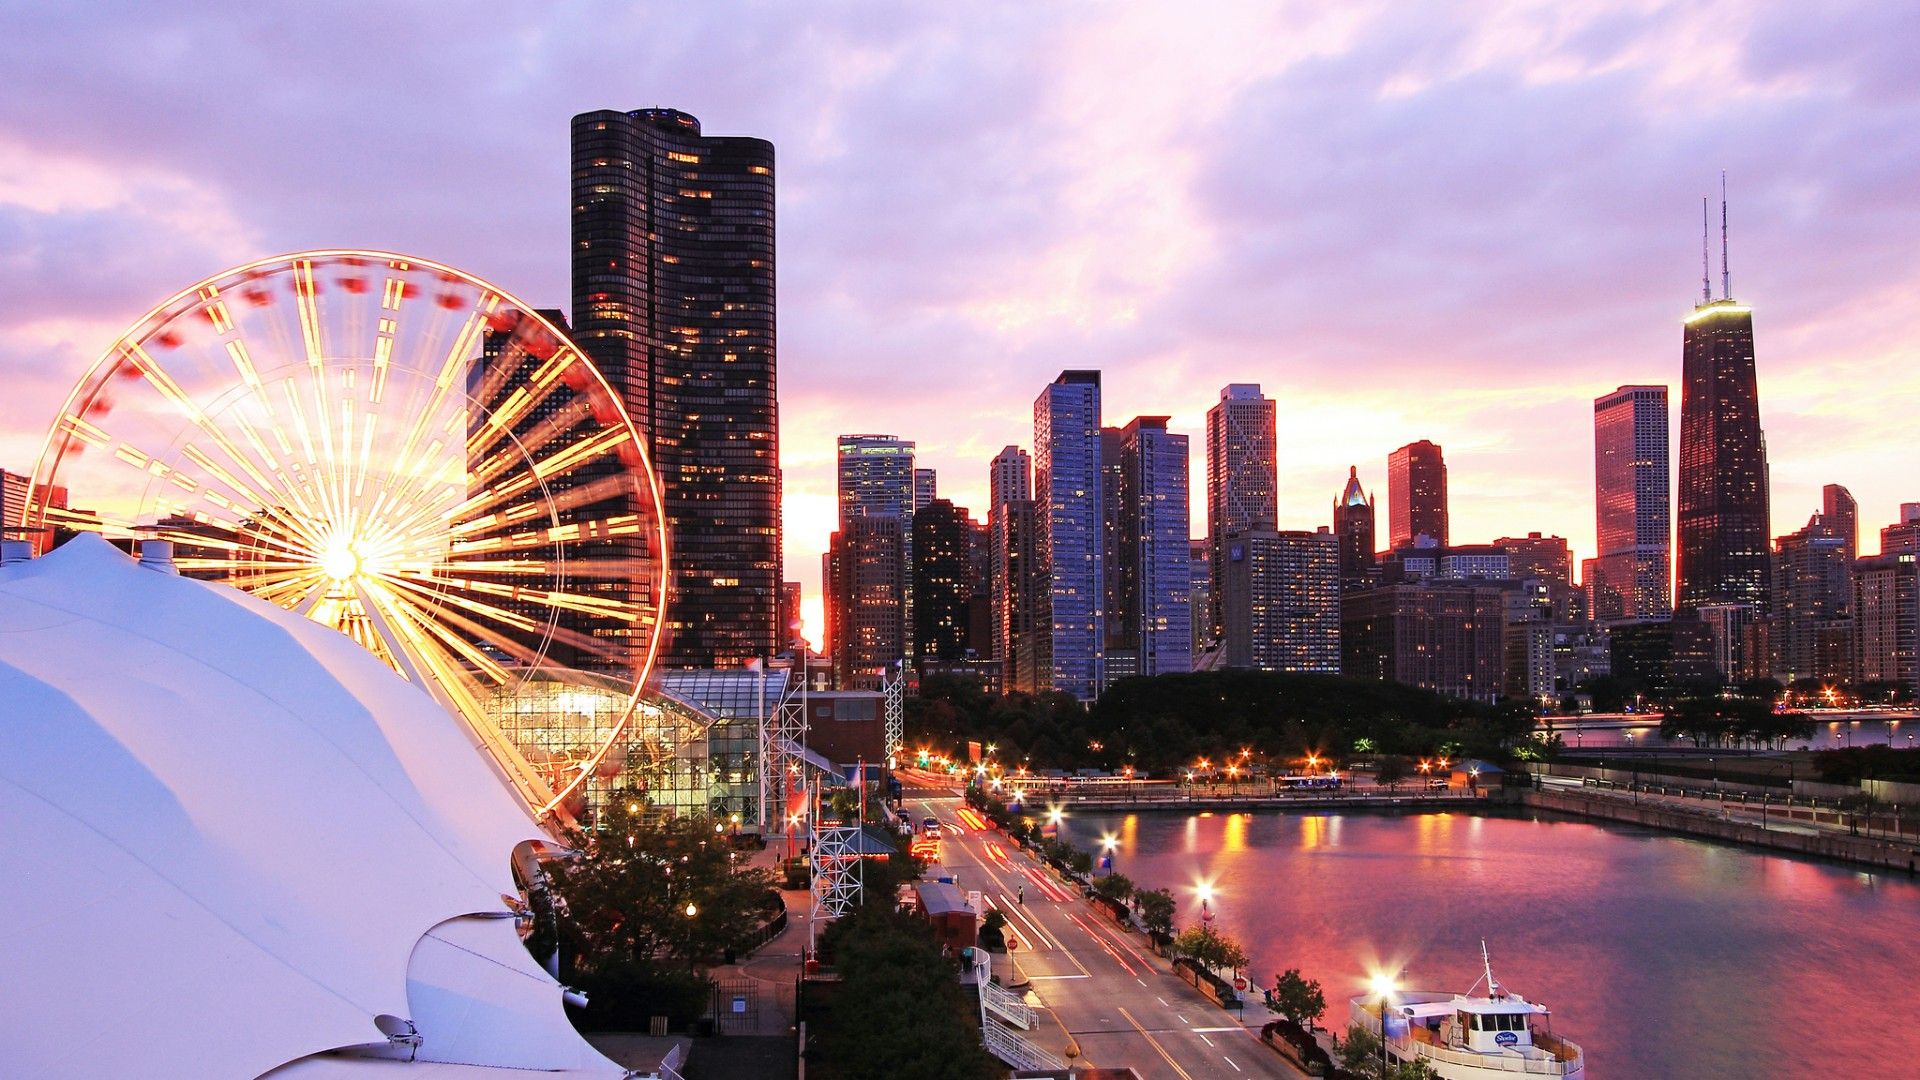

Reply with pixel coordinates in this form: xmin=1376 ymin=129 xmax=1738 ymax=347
xmin=1057 ymin=808 xmax=1920 ymax=1078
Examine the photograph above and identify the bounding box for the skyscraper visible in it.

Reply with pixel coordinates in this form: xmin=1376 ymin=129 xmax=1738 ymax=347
xmin=1772 ymin=513 xmax=1852 ymax=684
xmin=1222 ymin=529 xmax=1341 ymax=673
xmin=912 ymin=499 xmax=973 ymax=671
xmin=992 ymin=499 xmax=1043 ymax=693
xmin=1823 ymin=484 xmax=1858 ymax=566
xmin=1387 ymin=440 xmax=1448 ymax=549
xmin=914 ymin=468 xmax=938 ymax=513
xmin=826 ymin=514 xmax=905 ymax=690
xmin=1591 ymin=385 xmax=1671 ymax=620
xmin=1332 ymin=466 xmax=1376 ymax=591
xmin=836 ymin=435 xmax=915 ymax=669
xmin=1676 ymin=203 xmax=1770 ymax=614
xmin=1341 ymin=582 xmax=1504 ymax=703
xmin=838 ymin=435 xmax=917 ymax=519
xmin=1114 ymin=417 xmax=1192 ymax=679
xmin=1188 ymin=539 xmax=1213 ymax=660
xmin=1853 ymin=551 xmax=1918 ymax=700
xmin=989 ymin=446 xmax=1032 ymax=510
xmin=1883 ymin=504 xmax=1920 ymax=557
xmin=1034 ymin=371 xmax=1103 ymax=699
xmin=572 ymin=108 xmax=779 ymax=668
xmin=1099 ymin=427 xmax=1131 ymax=684
xmin=1206 ymin=385 xmax=1278 ymax=640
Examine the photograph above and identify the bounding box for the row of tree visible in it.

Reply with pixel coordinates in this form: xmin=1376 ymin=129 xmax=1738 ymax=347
xmin=912 ymin=670 xmax=1536 ymax=774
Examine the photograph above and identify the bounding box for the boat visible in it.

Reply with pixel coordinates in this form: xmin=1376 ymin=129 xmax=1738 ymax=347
xmin=1347 ymin=944 xmax=1584 ymax=1078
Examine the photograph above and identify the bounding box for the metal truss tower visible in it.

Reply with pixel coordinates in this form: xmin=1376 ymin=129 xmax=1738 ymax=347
xmin=882 ymin=662 xmax=904 ymax=767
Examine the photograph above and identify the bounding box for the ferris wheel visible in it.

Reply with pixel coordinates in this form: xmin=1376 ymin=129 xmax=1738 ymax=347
xmin=26 ymin=250 xmax=668 ymax=822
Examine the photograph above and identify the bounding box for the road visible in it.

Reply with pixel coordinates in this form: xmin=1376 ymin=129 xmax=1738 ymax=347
xmin=897 ymin=769 xmax=1302 ymax=1080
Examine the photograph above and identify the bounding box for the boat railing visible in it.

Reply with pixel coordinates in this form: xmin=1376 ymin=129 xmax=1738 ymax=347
xmin=1355 ymin=1004 xmax=1580 ymax=1076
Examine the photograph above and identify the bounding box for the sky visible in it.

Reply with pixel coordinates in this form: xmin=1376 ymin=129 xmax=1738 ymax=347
xmin=3 ymin=2 xmax=1917 ymax=648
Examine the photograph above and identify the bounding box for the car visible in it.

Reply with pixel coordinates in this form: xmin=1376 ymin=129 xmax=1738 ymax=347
xmin=1427 ymin=778 xmax=1450 ymax=790
xmin=922 ymin=817 xmax=942 ymax=838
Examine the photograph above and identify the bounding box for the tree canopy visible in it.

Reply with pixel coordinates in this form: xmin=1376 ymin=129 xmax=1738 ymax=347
xmin=908 ymin=670 xmax=1536 ymax=773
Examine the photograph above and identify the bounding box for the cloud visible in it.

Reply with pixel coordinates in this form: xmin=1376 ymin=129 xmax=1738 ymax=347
xmin=0 ymin=0 xmax=1915 ymax=607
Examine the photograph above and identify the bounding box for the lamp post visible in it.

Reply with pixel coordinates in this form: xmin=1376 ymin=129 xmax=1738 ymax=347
xmin=685 ymin=901 xmax=699 ymax=972
xmin=1369 ymin=972 xmax=1398 ymax=1071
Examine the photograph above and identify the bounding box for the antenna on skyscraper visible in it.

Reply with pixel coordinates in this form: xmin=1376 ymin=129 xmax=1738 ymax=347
xmin=1720 ymin=170 xmax=1730 ymax=301
xmin=1701 ymin=196 xmax=1712 ymax=304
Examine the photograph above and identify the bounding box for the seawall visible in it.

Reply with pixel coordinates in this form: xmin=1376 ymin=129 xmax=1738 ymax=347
xmin=1516 ymin=787 xmax=1920 ymax=875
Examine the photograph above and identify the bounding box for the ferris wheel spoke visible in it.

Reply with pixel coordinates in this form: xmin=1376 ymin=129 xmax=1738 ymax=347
xmin=33 ymin=250 xmax=664 ymax=826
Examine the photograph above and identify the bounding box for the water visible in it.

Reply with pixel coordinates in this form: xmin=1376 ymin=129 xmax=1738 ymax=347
xmin=1057 ymin=808 xmax=1920 ymax=1078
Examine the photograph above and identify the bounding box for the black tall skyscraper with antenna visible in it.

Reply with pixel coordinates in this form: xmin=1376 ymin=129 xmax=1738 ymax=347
xmin=1677 ymin=176 xmax=1771 ymax=613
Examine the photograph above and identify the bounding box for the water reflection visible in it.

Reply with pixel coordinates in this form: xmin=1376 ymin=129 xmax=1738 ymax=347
xmin=1059 ymin=809 xmax=1920 ymax=1078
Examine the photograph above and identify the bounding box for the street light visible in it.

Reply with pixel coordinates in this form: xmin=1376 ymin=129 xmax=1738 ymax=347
xmin=1369 ymin=971 xmax=1399 ymax=1071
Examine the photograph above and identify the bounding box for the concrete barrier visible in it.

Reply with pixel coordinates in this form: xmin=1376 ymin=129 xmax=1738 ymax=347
xmin=1520 ymin=788 xmax=1920 ymax=874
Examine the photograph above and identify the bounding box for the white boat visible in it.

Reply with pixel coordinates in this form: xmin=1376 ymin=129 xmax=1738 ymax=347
xmin=1347 ymin=945 xmax=1584 ymax=1078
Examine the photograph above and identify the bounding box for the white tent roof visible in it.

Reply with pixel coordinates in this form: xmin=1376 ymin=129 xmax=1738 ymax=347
xmin=0 ymin=535 xmax=621 ymax=1078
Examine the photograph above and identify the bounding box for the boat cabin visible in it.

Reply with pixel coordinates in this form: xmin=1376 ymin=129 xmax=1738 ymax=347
xmin=1392 ymin=996 xmax=1546 ymax=1054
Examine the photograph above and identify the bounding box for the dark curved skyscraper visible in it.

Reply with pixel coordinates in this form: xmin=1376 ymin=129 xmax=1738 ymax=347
xmin=1676 ymin=298 xmax=1770 ymax=613
xmin=572 ymin=108 xmax=779 ymax=668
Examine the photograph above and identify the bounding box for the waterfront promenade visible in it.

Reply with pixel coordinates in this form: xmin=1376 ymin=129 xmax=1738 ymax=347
xmin=899 ymin=769 xmax=1306 ymax=1080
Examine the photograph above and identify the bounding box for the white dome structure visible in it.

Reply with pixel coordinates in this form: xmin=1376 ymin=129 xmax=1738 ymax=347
xmin=0 ymin=535 xmax=624 ymax=1078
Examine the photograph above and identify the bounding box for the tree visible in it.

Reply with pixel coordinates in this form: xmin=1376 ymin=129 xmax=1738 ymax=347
xmin=1090 ymin=872 xmax=1134 ymax=905
xmin=977 ymin=909 xmax=1007 ymax=952
xmin=1336 ymin=1025 xmax=1439 ymax=1080
xmin=812 ymin=908 xmax=1001 ymax=1080
xmin=1173 ymin=923 xmax=1249 ymax=975
xmin=545 ymin=814 xmax=775 ymax=969
xmin=1374 ymin=756 xmax=1409 ymax=789
xmin=1136 ymin=888 xmax=1176 ymax=936
xmin=1270 ymin=968 xmax=1327 ymax=1031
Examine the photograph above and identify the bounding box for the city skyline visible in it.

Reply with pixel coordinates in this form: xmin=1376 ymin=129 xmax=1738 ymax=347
xmin=4 ymin=5 xmax=1919 ymax=652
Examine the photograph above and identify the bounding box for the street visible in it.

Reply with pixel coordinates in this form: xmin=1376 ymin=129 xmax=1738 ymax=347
xmin=898 ymin=769 xmax=1303 ymax=1080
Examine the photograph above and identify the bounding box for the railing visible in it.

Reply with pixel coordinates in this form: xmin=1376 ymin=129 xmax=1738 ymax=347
xmin=982 ymin=1018 xmax=1065 ymax=1072
xmin=979 ymin=979 xmax=1033 ymax=1030
xmin=1355 ymin=1004 xmax=1579 ymax=1076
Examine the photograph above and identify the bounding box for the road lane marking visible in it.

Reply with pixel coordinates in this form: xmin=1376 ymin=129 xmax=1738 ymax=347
xmin=1222 ymin=1054 xmax=1242 ymax=1071
xmin=1157 ymin=996 xmax=1170 ymax=1006
xmin=1028 ymin=974 xmax=1092 ymax=980
xmin=1117 ymin=1006 xmax=1195 ymax=1080
xmin=1198 ymin=1032 xmax=1215 ymax=1046
xmin=1137 ymin=978 xmax=1147 ymax=986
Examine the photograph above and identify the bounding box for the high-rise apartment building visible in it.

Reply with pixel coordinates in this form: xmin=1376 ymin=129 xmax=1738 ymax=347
xmin=835 ymin=434 xmax=915 ymax=671
xmin=1100 ymin=428 xmax=1131 ymax=684
xmin=1824 ymin=484 xmax=1858 ymax=566
xmin=1591 ymin=385 xmax=1671 ymax=620
xmin=1034 ymin=372 xmax=1104 ymax=698
xmin=838 ymin=435 xmax=916 ymax=519
xmin=914 ymin=469 xmax=938 ymax=513
xmin=1882 ymin=504 xmax=1920 ymax=557
xmin=1676 ymin=282 xmax=1771 ymax=613
xmin=572 ymin=108 xmax=779 ymax=668
xmin=826 ymin=514 xmax=906 ymax=690
xmin=991 ymin=499 xmax=1043 ymax=693
xmin=1112 ymin=417 xmax=1192 ymax=679
xmin=1341 ymin=582 xmax=1505 ymax=703
xmin=1772 ymin=513 xmax=1852 ymax=684
xmin=990 ymin=446 xmax=1032 ymax=511
xmin=1854 ymin=551 xmax=1918 ymax=700
xmin=779 ymin=581 xmax=805 ymax=652
xmin=1189 ymin=539 xmax=1213 ymax=660
xmin=1 ymin=469 xmax=28 ymax=530
xmin=1332 ymin=467 xmax=1377 ymax=592
xmin=1387 ymin=441 xmax=1448 ymax=549
xmin=1206 ymin=385 xmax=1278 ymax=641
xmin=1221 ymin=529 xmax=1341 ymax=673
xmin=912 ymin=499 xmax=973 ymax=671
